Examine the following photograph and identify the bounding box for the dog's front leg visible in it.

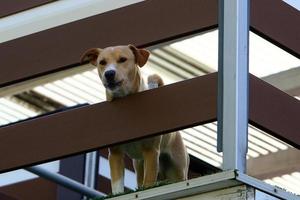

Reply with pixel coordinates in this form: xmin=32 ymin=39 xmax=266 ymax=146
xmin=142 ymin=149 xmax=159 ymax=187
xmin=109 ymin=147 xmax=125 ymax=194
xmin=133 ymin=159 xmax=144 ymax=188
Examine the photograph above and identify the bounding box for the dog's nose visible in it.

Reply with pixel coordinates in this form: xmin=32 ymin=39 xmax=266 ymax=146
xmin=104 ymin=70 xmax=116 ymax=81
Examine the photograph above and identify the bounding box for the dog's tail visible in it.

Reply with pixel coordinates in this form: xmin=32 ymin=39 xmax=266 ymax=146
xmin=147 ymin=74 xmax=164 ymax=89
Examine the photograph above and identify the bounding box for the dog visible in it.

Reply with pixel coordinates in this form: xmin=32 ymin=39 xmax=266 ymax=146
xmin=81 ymin=45 xmax=189 ymax=194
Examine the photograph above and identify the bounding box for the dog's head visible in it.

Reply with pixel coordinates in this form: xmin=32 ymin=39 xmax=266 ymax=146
xmin=81 ymin=45 xmax=149 ymax=96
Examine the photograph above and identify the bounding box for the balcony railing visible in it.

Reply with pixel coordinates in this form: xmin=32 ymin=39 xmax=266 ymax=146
xmin=0 ymin=0 xmax=299 ymax=199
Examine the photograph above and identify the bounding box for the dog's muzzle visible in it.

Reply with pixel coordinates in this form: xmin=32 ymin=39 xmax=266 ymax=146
xmin=105 ymin=81 xmax=123 ymax=90
xmin=104 ymin=70 xmax=116 ymax=82
xmin=104 ymin=70 xmax=123 ymax=90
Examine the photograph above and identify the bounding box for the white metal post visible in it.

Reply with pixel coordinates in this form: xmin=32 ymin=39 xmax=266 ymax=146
xmin=217 ymin=0 xmax=250 ymax=172
xmin=83 ymin=151 xmax=99 ymax=200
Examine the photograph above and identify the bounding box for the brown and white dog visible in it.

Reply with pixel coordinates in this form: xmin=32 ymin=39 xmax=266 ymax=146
xmin=81 ymin=45 xmax=189 ymax=194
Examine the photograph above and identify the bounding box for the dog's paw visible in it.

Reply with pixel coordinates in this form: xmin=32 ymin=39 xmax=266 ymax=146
xmin=147 ymin=74 xmax=164 ymax=89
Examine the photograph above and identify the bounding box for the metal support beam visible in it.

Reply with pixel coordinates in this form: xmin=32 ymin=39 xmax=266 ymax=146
xmin=104 ymin=171 xmax=298 ymax=200
xmin=26 ymin=166 xmax=104 ymax=199
xmin=217 ymin=0 xmax=250 ymax=172
xmin=83 ymin=151 xmax=99 ymax=200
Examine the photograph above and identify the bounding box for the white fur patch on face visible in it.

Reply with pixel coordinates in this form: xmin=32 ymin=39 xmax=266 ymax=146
xmin=104 ymin=64 xmax=117 ymax=73
xmin=112 ymin=177 xmax=124 ymax=195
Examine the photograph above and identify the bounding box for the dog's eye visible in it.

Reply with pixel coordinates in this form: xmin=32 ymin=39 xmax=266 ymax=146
xmin=99 ymin=59 xmax=107 ymax=65
xmin=118 ymin=57 xmax=127 ymax=63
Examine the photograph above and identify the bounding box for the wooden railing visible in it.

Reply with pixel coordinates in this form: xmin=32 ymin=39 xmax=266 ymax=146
xmin=0 ymin=73 xmax=299 ymax=173
xmin=0 ymin=0 xmax=299 ymax=174
xmin=1 ymin=0 xmax=299 ymax=88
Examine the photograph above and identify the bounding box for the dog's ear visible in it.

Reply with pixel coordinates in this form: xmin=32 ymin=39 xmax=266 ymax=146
xmin=128 ymin=44 xmax=150 ymax=67
xmin=80 ymin=48 xmax=102 ymax=66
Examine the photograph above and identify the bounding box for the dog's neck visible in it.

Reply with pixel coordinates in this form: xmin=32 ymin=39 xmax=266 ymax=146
xmin=106 ymin=67 xmax=145 ymax=101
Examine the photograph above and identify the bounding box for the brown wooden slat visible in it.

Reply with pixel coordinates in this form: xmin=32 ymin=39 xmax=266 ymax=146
xmin=97 ymin=175 xmax=111 ymax=195
xmin=251 ymin=0 xmax=300 ymax=58
xmin=0 ymin=73 xmax=218 ymax=173
xmin=1 ymin=0 xmax=300 ymax=87
xmin=0 ymin=178 xmax=57 ymax=200
xmin=249 ymin=75 xmax=300 ymax=148
xmin=0 ymin=0 xmax=217 ymax=87
xmin=0 ymin=73 xmax=299 ymax=173
xmin=0 ymin=0 xmax=56 ymax=18
xmin=0 ymin=193 xmax=17 ymax=200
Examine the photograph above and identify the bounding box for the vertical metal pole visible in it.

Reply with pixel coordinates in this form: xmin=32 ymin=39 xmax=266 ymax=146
xmin=83 ymin=151 xmax=99 ymax=200
xmin=217 ymin=0 xmax=250 ymax=172
xmin=217 ymin=0 xmax=225 ymax=153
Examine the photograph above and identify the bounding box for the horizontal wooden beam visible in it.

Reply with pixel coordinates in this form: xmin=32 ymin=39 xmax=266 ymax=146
xmin=1 ymin=0 xmax=299 ymax=88
xmin=0 ymin=73 xmax=217 ymax=173
xmin=0 ymin=0 xmax=55 ymax=18
xmin=0 ymin=178 xmax=57 ymax=200
xmin=249 ymin=75 xmax=300 ymax=148
xmin=0 ymin=73 xmax=299 ymax=173
xmin=0 ymin=192 xmax=17 ymax=200
xmin=251 ymin=0 xmax=300 ymax=58
xmin=0 ymin=0 xmax=218 ymax=87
